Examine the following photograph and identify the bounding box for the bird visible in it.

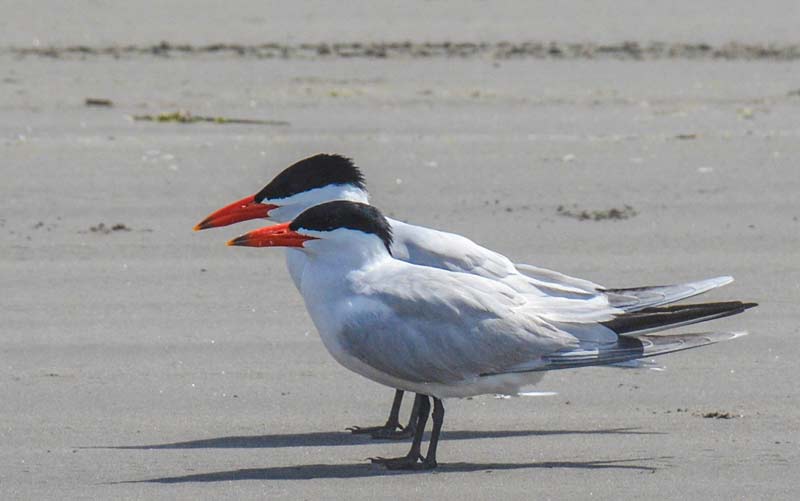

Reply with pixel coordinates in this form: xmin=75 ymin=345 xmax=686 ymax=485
xmin=195 ymin=153 xmax=741 ymax=439
xmin=226 ymin=200 xmax=755 ymax=470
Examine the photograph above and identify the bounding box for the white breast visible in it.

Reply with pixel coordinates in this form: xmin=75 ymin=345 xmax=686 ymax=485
xmin=285 ymin=248 xmax=307 ymax=290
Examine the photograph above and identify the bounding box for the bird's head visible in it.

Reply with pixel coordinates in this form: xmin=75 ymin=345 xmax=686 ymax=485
xmin=227 ymin=200 xmax=393 ymax=257
xmin=194 ymin=154 xmax=368 ymax=230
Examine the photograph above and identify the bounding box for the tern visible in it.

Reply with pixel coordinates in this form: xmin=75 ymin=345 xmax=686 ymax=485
xmin=227 ymin=200 xmax=755 ymax=469
xmin=195 ymin=153 xmax=742 ymax=438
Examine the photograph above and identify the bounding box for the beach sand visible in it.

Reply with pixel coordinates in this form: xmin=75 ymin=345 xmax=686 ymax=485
xmin=1 ymin=2 xmax=798 ymax=498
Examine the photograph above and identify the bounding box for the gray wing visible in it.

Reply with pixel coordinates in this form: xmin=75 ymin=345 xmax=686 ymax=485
xmin=601 ymin=276 xmax=734 ymax=311
xmin=513 ymin=263 xmax=603 ymax=292
xmin=515 ymin=264 xmax=735 ymax=310
xmin=389 ymin=220 xmax=734 ymax=312
xmin=388 ymin=219 xmax=595 ymax=298
xmin=338 ymin=265 xmax=579 ymax=384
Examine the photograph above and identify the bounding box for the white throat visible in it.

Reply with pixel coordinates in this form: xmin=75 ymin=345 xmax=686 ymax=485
xmin=300 ymin=228 xmax=391 ymax=271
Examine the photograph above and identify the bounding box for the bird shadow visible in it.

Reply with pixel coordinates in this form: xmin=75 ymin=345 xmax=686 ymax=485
xmin=97 ymin=427 xmax=659 ymax=450
xmin=124 ymin=457 xmax=667 ymax=483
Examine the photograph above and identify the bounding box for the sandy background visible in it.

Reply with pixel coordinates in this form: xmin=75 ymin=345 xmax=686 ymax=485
xmin=1 ymin=1 xmax=798 ymax=499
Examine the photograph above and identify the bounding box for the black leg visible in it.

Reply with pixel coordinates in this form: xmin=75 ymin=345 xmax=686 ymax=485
xmin=421 ymin=398 xmax=445 ymax=469
xmin=370 ymin=390 xmax=419 ymax=440
xmin=387 ymin=389 xmax=404 ymax=425
xmin=347 ymin=389 xmax=405 ymax=435
xmin=407 ymin=395 xmax=430 ymax=459
xmin=398 ymin=392 xmax=420 ymax=438
xmin=349 ymin=389 xmax=419 ymax=440
xmin=370 ymin=390 xmax=419 ymax=439
xmin=370 ymin=394 xmax=433 ymax=469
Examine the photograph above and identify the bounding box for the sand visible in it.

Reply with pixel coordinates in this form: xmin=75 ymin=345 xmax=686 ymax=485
xmin=1 ymin=2 xmax=798 ymax=499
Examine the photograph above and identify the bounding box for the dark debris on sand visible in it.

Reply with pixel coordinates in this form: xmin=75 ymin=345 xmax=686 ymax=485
xmin=699 ymin=411 xmax=741 ymax=419
xmin=11 ymin=41 xmax=800 ymax=61
xmin=557 ymin=204 xmax=638 ymax=221
xmin=132 ymin=110 xmax=288 ymax=126
xmin=88 ymin=223 xmax=131 ymax=234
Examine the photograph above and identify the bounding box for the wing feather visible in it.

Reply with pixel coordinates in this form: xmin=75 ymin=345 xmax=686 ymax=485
xmin=338 ymin=263 xmax=578 ymax=383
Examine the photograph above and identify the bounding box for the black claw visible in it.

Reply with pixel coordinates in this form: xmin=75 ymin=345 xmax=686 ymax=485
xmin=347 ymin=423 xmax=402 ymax=436
xmin=349 ymin=390 xmax=408 ymax=437
xmin=370 ymin=426 xmax=415 ymax=440
xmin=370 ymin=453 xmax=429 ymax=470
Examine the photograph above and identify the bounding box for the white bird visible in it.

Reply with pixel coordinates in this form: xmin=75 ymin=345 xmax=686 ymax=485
xmin=195 ymin=153 xmax=740 ymax=438
xmin=227 ymin=200 xmax=755 ymax=469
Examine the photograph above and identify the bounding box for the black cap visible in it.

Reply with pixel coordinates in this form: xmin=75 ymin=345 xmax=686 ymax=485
xmin=290 ymin=201 xmax=393 ymax=253
xmin=255 ymin=154 xmax=366 ymax=202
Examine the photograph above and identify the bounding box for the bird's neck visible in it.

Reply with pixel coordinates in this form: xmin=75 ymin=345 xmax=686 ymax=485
xmin=299 ymin=235 xmax=390 ymax=293
xmin=270 ymin=186 xmax=370 ymax=223
xmin=309 ymin=241 xmax=389 ymax=271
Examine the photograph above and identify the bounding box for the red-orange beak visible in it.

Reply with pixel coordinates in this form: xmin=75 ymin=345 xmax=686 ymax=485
xmin=194 ymin=195 xmax=278 ymax=231
xmin=227 ymin=222 xmax=317 ymax=248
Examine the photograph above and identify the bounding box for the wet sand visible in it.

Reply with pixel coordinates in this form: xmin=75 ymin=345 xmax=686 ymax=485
xmin=1 ymin=2 xmax=798 ymax=499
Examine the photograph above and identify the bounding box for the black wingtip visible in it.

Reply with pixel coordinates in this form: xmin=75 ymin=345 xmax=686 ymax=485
xmin=603 ymin=301 xmax=756 ymax=335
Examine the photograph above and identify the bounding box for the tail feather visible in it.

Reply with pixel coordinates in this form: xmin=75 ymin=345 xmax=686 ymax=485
xmin=608 ymin=359 xmax=664 ymax=370
xmin=602 ymin=301 xmax=757 ymax=336
xmin=537 ymin=331 xmax=747 ymax=371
